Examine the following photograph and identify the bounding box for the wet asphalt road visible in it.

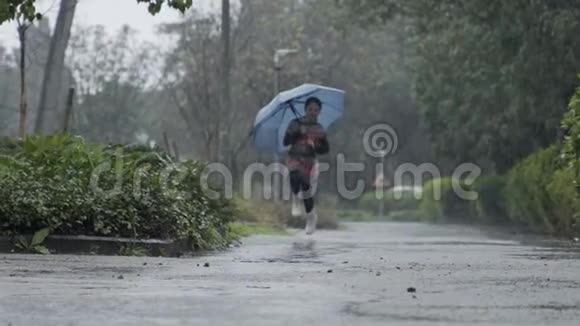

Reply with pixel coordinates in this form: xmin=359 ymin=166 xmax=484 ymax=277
xmin=1 ymin=222 xmax=580 ymax=326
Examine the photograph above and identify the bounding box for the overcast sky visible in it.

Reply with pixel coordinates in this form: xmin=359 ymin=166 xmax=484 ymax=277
xmin=0 ymin=0 xmax=222 ymax=50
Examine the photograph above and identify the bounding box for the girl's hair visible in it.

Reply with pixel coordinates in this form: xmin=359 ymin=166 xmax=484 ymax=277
xmin=305 ymin=96 xmax=322 ymax=109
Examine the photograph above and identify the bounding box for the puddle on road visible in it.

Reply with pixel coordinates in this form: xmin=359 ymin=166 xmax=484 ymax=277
xmin=510 ymin=246 xmax=580 ymax=260
xmin=343 ymin=300 xmax=580 ymax=323
xmin=235 ymin=239 xmax=325 ymax=264
xmin=342 ymin=301 xmax=456 ymax=323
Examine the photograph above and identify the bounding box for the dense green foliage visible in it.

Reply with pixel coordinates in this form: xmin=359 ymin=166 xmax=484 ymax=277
xmin=470 ymin=176 xmax=507 ymax=224
xmin=561 ymin=83 xmax=580 ymax=190
xmin=337 ymin=0 xmax=580 ymax=237
xmin=2 ymin=0 xmax=579 ymax=242
xmin=504 ymin=146 xmax=563 ymax=234
xmin=548 ymin=168 xmax=580 ymax=234
xmin=502 ymin=90 xmax=579 ymax=236
xmin=340 ymin=0 xmax=580 ymax=173
xmin=0 ymin=134 xmax=235 ymax=250
xmin=0 ymin=0 xmax=41 ymax=24
xmin=419 ymin=178 xmax=472 ymax=222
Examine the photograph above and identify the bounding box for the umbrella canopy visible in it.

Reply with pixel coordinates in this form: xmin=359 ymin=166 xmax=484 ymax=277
xmin=250 ymin=83 xmax=345 ymax=154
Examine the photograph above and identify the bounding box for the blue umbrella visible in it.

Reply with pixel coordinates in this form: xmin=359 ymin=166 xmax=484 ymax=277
xmin=250 ymin=83 xmax=345 ymax=154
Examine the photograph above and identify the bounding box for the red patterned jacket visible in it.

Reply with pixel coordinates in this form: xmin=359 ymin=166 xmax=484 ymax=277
xmin=283 ymin=117 xmax=329 ymax=177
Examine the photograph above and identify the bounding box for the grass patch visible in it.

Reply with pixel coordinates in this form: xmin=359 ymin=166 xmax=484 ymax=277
xmin=229 ymin=222 xmax=289 ymax=238
xmin=234 ymin=195 xmax=340 ymax=230
xmin=337 ymin=209 xmax=375 ymax=222
xmin=338 ymin=209 xmax=421 ymax=222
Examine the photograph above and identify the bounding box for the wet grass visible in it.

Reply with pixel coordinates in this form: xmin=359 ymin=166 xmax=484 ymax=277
xmin=337 ymin=209 xmax=421 ymax=222
xmin=229 ymin=222 xmax=289 ymax=238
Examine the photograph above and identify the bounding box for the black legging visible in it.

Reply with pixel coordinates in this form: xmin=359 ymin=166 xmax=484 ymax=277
xmin=290 ymin=170 xmax=314 ymax=213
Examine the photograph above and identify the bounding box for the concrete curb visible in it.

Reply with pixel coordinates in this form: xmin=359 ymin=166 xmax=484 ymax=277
xmin=0 ymin=235 xmax=189 ymax=257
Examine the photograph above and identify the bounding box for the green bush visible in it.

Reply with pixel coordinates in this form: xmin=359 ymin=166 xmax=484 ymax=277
xmin=419 ymin=177 xmax=472 ymax=222
xmin=553 ymin=84 xmax=580 ymax=234
xmin=504 ymin=145 xmax=563 ymax=234
xmin=233 ymin=197 xmax=287 ymax=225
xmin=561 ymin=83 xmax=580 ymax=185
xmin=359 ymin=188 xmax=422 ymax=215
xmin=547 ymin=167 xmax=580 ymax=234
xmin=471 ymin=175 xmax=508 ymax=224
xmin=234 ymin=194 xmax=339 ymax=230
xmin=0 ymin=134 xmax=235 ymax=250
xmin=0 ymin=137 xmax=22 ymax=155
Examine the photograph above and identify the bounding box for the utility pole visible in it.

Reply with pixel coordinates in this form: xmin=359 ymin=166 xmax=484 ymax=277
xmin=272 ymin=49 xmax=298 ymax=202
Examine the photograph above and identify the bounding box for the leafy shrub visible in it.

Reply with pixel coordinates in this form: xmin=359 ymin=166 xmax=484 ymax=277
xmin=548 ymin=83 xmax=580 ymax=234
xmin=561 ymin=83 xmax=580 ymax=186
xmin=547 ymin=168 xmax=580 ymax=234
xmin=551 ymin=84 xmax=580 ymax=234
xmin=234 ymin=194 xmax=339 ymax=230
xmin=471 ymin=175 xmax=508 ymax=224
xmin=0 ymin=137 xmax=22 ymax=155
xmin=0 ymin=134 xmax=235 ymax=250
xmin=359 ymin=187 xmax=422 ymax=215
xmin=233 ymin=197 xmax=287 ymax=225
xmin=504 ymin=145 xmax=563 ymax=234
xmin=419 ymin=177 xmax=473 ymax=222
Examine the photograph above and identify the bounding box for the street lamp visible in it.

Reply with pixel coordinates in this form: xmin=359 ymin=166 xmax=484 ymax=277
xmin=378 ymin=150 xmax=388 ymax=218
xmin=272 ymin=48 xmax=299 ymax=202
xmin=274 ymin=48 xmax=299 ymax=95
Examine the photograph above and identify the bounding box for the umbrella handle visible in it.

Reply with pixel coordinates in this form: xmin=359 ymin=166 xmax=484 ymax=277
xmin=288 ymin=102 xmax=301 ymax=119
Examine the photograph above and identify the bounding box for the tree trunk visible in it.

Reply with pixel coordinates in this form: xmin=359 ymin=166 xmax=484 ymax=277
xmin=17 ymin=23 xmax=27 ymax=138
xmin=35 ymin=0 xmax=78 ymax=134
xmin=219 ymin=0 xmax=231 ymax=163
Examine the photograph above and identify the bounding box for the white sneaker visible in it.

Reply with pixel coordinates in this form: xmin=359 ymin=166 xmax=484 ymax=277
xmin=305 ymin=210 xmax=318 ymax=235
xmin=291 ymin=194 xmax=303 ymax=217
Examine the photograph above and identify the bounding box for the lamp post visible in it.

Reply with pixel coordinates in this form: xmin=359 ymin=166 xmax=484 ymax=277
xmin=378 ymin=150 xmax=387 ymax=218
xmin=272 ymin=48 xmax=298 ymax=202
xmin=274 ymin=49 xmax=299 ymax=95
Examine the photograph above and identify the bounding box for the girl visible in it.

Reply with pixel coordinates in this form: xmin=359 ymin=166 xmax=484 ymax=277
xmin=283 ymin=97 xmax=330 ymax=234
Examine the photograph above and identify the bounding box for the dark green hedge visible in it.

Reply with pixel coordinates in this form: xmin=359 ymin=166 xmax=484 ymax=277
xmin=0 ymin=134 xmax=236 ymax=250
xmin=359 ymin=189 xmax=422 ymax=216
